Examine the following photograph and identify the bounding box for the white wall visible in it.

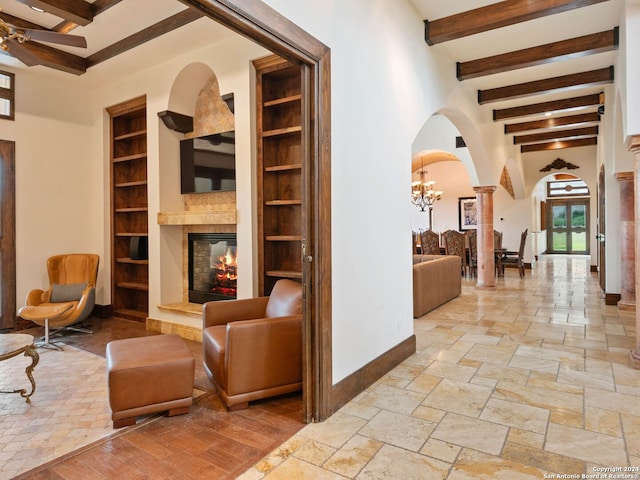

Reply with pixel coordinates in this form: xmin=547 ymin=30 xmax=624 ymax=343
xmin=4 ymin=70 xmax=105 ymax=305
xmin=260 ymin=0 xmax=511 ymax=382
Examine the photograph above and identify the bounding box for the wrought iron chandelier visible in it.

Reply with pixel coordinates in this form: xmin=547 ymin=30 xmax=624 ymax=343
xmin=411 ymin=170 xmax=443 ymax=212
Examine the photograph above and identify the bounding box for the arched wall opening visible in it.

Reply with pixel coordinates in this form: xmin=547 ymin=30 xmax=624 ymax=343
xmin=411 ymin=113 xmax=480 ymax=234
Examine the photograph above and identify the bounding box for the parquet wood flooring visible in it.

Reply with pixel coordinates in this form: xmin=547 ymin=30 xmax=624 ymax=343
xmin=15 ymin=317 xmax=304 ymax=479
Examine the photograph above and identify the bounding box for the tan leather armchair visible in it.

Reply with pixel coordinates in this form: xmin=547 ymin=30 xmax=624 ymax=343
xmin=19 ymin=254 xmax=99 ymax=349
xmin=202 ymin=279 xmax=303 ymax=411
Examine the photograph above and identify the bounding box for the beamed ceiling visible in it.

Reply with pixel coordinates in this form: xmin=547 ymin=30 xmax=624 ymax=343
xmin=410 ymin=0 xmax=623 ymax=153
xmin=0 ymin=0 xmax=624 ymax=152
xmin=0 ymin=0 xmax=234 ymax=76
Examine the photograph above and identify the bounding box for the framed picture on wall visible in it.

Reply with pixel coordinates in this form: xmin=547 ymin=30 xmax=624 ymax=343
xmin=458 ymin=197 xmax=477 ymax=231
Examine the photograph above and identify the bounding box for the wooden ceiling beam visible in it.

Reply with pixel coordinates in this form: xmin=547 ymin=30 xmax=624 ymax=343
xmin=11 ymin=40 xmax=87 ymax=74
xmin=14 ymin=0 xmax=93 ymax=26
xmin=478 ymin=66 xmax=613 ymax=104
xmin=493 ymin=93 xmax=603 ymax=120
xmin=86 ymin=8 xmax=204 ymax=67
xmin=458 ymin=28 xmax=618 ymax=80
xmin=513 ymin=125 xmax=599 ymax=144
xmin=54 ymin=0 xmax=123 ymax=33
xmin=505 ymin=112 xmax=600 ymax=133
xmin=424 ymin=0 xmax=610 ymax=45
xmin=0 ymin=11 xmax=49 ymax=30
xmin=521 ymin=137 xmax=597 ymax=152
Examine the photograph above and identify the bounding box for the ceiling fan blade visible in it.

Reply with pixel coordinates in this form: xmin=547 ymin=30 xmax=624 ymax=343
xmin=5 ymin=39 xmax=40 ymax=66
xmin=24 ymin=29 xmax=87 ymax=48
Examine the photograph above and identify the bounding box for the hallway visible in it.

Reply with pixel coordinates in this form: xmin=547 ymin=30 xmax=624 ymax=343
xmin=240 ymin=255 xmax=640 ymax=479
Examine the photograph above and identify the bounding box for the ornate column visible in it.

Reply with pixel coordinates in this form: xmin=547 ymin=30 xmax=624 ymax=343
xmin=626 ymin=136 xmax=640 ymax=367
xmin=616 ymin=172 xmax=635 ymax=311
xmin=473 ymin=186 xmax=497 ymax=290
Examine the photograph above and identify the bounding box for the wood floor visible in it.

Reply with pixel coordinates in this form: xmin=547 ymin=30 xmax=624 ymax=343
xmin=15 ymin=317 xmax=305 ymax=479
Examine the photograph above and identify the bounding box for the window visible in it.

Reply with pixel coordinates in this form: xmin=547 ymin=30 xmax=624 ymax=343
xmin=0 ymin=70 xmax=15 ymax=121
xmin=547 ymin=179 xmax=589 ymax=198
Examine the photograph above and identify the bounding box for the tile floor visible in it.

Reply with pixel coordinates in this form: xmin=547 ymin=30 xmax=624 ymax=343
xmin=239 ymin=255 xmax=640 ymax=479
xmin=0 ymin=345 xmax=113 ymax=480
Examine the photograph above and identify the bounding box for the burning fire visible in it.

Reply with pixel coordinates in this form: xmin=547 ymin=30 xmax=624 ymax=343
xmin=211 ymin=246 xmax=237 ymax=296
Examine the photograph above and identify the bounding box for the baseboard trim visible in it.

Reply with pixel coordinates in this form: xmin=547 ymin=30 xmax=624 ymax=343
xmin=605 ymin=293 xmax=621 ymax=306
xmin=330 ymin=334 xmax=416 ymax=415
xmin=92 ymin=304 xmax=113 ymax=318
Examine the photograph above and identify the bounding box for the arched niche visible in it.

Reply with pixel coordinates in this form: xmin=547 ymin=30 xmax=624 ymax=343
xmin=167 ymin=62 xmax=235 ymax=137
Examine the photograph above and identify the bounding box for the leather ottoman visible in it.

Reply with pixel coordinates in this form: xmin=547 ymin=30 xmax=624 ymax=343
xmin=106 ymin=334 xmax=195 ymax=428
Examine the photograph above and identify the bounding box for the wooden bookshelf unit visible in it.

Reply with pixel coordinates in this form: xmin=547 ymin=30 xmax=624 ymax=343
xmin=107 ymin=96 xmax=149 ymax=321
xmin=254 ymin=55 xmax=303 ymax=295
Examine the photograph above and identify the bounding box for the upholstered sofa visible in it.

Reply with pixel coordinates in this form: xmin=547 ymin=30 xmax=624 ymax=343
xmin=413 ymin=254 xmax=461 ymax=318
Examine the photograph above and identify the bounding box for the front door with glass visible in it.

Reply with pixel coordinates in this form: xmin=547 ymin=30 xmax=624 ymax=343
xmin=547 ymin=200 xmax=589 ymax=254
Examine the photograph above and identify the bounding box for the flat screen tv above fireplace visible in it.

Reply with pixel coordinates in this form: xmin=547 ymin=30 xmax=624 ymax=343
xmin=180 ymin=130 xmax=236 ymax=194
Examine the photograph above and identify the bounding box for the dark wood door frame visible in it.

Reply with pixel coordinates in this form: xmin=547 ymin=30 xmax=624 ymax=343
xmin=546 ymin=198 xmax=590 ymax=254
xmin=598 ymin=165 xmax=605 ymax=291
xmin=179 ymin=0 xmax=332 ymax=421
xmin=0 ymin=140 xmax=16 ymax=330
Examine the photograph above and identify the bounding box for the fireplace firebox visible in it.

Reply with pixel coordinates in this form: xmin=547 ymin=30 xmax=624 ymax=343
xmin=188 ymin=233 xmax=237 ymax=304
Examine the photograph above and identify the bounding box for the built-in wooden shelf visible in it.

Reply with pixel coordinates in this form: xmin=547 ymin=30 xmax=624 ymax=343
xmin=255 ymin=55 xmax=303 ymax=295
xmin=265 ymin=235 xmax=303 ymax=241
xmin=113 ymin=153 xmax=147 ymax=163
xmin=117 ymin=281 xmax=149 ymax=291
xmin=265 ymin=200 xmax=301 ymax=206
xmin=262 ymin=126 xmax=302 ymax=137
xmin=265 ymin=270 xmax=302 ymax=279
xmin=108 ymin=96 xmax=149 ymax=323
xmin=115 ymin=207 xmax=148 ymax=213
xmin=264 ymin=94 xmax=302 ymax=107
xmin=115 ymin=180 xmax=147 ymax=188
xmin=114 ymin=129 xmax=147 ymax=141
xmin=116 ymin=257 xmax=148 ymax=265
xmin=265 ymin=164 xmax=302 ymax=172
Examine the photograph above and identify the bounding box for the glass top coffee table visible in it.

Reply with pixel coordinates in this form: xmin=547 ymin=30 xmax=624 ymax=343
xmin=0 ymin=334 xmax=39 ymax=403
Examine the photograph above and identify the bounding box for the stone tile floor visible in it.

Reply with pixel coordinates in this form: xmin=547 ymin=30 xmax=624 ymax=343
xmin=0 ymin=345 xmax=113 ymax=480
xmin=240 ymin=255 xmax=640 ymax=479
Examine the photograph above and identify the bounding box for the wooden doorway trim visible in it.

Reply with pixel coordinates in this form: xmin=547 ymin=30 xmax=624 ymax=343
xmin=598 ymin=165 xmax=606 ymax=291
xmin=179 ymin=0 xmax=332 ymax=421
xmin=0 ymin=140 xmax=16 ymax=330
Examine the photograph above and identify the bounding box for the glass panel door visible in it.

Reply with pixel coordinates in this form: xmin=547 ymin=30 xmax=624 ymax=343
xmin=547 ymin=199 xmax=589 ymax=254
xmin=551 ymin=205 xmax=568 ymax=252
xmin=570 ymin=204 xmax=588 ymax=253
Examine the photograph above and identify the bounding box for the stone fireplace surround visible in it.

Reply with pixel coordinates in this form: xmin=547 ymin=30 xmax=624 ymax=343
xmin=151 ymin=190 xmax=237 ymax=341
xmin=148 ymin=69 xmax=238 ymax=341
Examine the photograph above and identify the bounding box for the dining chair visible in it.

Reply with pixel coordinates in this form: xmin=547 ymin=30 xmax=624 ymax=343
xmin=501 ymin=229 xmax=528 ymax=277
xmin=467 ymin=230 xmax=478 ymax=278
xmin=442 ymin=229 xmax=467 ymax=276
xmin=420 ymin=230 xmax=441 ymax=255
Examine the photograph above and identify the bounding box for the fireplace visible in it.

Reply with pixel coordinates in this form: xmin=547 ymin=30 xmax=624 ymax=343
xmin=188 ymin=233 xmax=237 ymax=303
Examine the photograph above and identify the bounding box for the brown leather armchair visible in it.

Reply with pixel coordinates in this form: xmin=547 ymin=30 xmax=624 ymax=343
xmin=19 ymin=254 xmax=99 ymax=350
xmin=202 ymin=279 xmax=303 ymax=411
